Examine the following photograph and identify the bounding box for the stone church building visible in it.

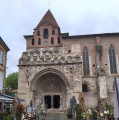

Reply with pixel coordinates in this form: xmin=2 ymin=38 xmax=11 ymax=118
xmin=18 ymin=10 xmax=119 ymax=111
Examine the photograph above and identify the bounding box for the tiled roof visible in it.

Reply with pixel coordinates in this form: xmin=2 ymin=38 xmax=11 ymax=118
xmin=63 ymin=32 xmax=119 ymax=39
xmin=12 ymin=89 xmax=18 ymax=93
xmin=35 ymin=10 xmax=60 ymax=29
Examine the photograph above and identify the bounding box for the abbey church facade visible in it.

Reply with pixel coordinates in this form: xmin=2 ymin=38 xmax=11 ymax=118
xmin=18 ymin=10 xmax=119 ymax=111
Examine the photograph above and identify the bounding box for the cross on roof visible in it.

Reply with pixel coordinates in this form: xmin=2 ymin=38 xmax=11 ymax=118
xmin=48 ymin=0 xmax=51 ymax=10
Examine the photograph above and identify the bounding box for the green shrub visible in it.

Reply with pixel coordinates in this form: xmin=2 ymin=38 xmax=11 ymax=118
xmin=67 ymin=108 xmax=72 ymax=119
xmin=0 ymin=112 xmax=8 ymax=119
xmin=92 ymin=110 xmax=97 ymax=120
xmin=75 ymin=104 xmax=83 ymax=120
xmin=5 ymin=114 xmax=13 ymax=120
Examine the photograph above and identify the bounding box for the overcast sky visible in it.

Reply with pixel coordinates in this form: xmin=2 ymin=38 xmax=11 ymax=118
xmin=0 ymin=0 xmax=119 ymax=76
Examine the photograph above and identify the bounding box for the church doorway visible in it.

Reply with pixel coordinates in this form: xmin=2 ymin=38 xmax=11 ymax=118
xmin=31 ymin=69 xmax=69 ymax=111
xmin=45 ymin=96 xmax=51 ymax=109
xmin=53 ymin=95 xmax=60 ymax=109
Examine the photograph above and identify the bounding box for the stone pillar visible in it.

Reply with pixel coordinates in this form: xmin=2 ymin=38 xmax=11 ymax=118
xmin=51 ymin=96 xmax=53 ymax=109
xmin=60 ymin=96 xmax=63 ymax=108
xmin=98 ymin=75 xmax=107 ymax=99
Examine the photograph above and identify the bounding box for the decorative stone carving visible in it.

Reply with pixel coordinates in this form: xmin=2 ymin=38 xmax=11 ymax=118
xmin=19 ymin=48 xmax=81 ymax=65
xmin=98 ymin=66 xmax=106 ymax=76
xmin=42 ymin=80 xmax=62 ymax=92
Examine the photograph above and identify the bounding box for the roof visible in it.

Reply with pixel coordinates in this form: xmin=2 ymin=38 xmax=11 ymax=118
xmin=12 ymin=89 xmax=18 ymax=93
xmin=24 ymin=35 xmax=33 ymax=39
xmin=0 ymin=93 xmax=14 ymax=99
xmin=63 ymin=32 xmax=119 ymax=39
xmin=0 ymin=37 xmax=10 ymax=52
xmin=35 ymin=10 xmax=60 ymax=29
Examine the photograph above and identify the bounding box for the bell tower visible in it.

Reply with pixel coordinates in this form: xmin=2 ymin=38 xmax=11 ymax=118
xmin=25 ymin=10 xmax=63 ymax=49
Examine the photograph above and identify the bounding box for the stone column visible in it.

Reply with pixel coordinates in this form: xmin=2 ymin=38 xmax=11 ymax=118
xmin=98 ymin=75 xmax=107 ymax=99
xmin=60 ymin=96 xmax=63 ymax=108
xmin=51 ymin=96 xmax=53 ymax=109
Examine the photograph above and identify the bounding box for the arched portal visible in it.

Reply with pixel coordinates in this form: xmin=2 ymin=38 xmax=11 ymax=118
xmin=30 ymin=68 xmax=70 ymax=110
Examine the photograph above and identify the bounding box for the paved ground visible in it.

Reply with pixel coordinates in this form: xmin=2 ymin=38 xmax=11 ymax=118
xmin=46 ymin=113 xmax=73 ymax=120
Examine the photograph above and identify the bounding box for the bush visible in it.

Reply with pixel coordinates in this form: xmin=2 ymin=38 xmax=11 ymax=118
xmin=16 ymin=104 xmax=25 ymax=120
xmin=92 ymin=110 xmax=97 ymax=120
xmin=67 ymin=108 xmax=72 ymax=119
xmin=75 ymin=104 xmax=83 ymax=120
xmin=0 ymin=112 xmax=8 ymax=119
xmin=67 ymin=113 xmax=72 ymax=119
xmin=5 ymin=114 xmax=13 ymax=120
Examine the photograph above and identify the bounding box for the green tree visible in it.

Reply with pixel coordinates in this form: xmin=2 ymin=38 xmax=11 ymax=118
xmin=5 ymin=72 xmax=18 ymax=90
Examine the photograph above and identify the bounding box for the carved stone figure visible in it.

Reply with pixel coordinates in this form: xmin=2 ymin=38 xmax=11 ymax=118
xmin=70 ymin=96 xmax=77 ymax=118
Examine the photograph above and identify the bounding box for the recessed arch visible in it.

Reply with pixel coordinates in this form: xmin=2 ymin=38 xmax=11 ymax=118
xmin=82 ymin=81 xmax=90 ymax=92
xmin=30 ymin=68 xmax=70 ymax=91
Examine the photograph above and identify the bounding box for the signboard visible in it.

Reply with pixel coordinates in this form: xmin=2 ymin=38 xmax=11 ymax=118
xmin=26 ymin=107 xmax=33 ymax=113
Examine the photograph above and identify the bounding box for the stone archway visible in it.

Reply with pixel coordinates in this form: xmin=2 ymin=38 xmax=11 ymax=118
xmin=30 ymin=68 xmax=70 ymax=111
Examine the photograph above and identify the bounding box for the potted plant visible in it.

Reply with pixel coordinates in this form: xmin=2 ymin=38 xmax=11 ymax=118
xmin=67 ymin=108 xmax=72 ymax=119
xmin=67 ymin=113 xmax=72 ymax=119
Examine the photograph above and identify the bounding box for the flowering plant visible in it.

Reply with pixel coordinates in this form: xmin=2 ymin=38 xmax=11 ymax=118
xmin=17 ymin=104 xmax=25 ymax=112
xmin=16 ymin=104 xmax=25 ymax=120
xmin=0 ymin=112 xmax=8 ymax=119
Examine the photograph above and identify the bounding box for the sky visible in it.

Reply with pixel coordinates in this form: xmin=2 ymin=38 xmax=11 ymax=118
xmin=0 ymin=0 xmax=119 ymax=76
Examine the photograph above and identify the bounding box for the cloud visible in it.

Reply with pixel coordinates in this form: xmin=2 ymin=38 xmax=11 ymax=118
xmin=0 ymin=0 xmax=119 ymax=76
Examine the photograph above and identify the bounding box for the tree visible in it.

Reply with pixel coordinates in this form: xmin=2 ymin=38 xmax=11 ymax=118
xmin=5 ymin=72 xmax=18 ymax=90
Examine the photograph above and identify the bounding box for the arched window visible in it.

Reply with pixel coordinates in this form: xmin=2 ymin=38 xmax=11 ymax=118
xmin=51 ymin=37 xmax=54 ymax=44
xmin=44 ymin=28 xmax=48 ymax=39
xmin=32 ymin=38 xmax=34 ymax=45
xmin=58 ymin=37 xmax=60 ymax=44
xmin=82 ymin=83 xmax=89 ymax=92
xmin=37 ymin=31 xmax=40 ymax=36
xmin=52 ymin=30 xmax=55 ymax=35
xmin=0 ymin=51 xmax=3 ymax=64
xmin=38 ymin=38 xmax=41 ymax=45
xmin=83 ymin=47 xmax=90 ymax=75
xmin=109 ymin=45 xmax=117 ymax=73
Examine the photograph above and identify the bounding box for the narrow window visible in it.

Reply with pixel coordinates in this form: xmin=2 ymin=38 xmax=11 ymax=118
xmin=52 ymin=30 xmax=55 ymax=35
xmin=32 ymin=38 xmax=34 ymax=45
xmin=51 ymin=37 xmax=54 ymax=44
xmin=58 ymin=28 xmax=60 ymax=34
xmin=38 ymin=38 xmax=41 ymax=45
xmin=44 ymin=41 xmax=48 ymax=45
xmin=0 ymin=72 xmax=3 ymax=90
xmin=82 ymin=84 xmax=88 ymax=92
xmin=109 ymin=45 xmax=117 ymax=73
xmin=37 ymin=31 xmax=40 ymax=36
xmin=44 ymin=28 xmax=48 ymax=39
xmin=83 ymin=47 xmax=90 ymax=75
xmin=0 ymin=51 xmax=3 ymax=64
xmin=58 ymin=37 xmax=60 ymax=44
